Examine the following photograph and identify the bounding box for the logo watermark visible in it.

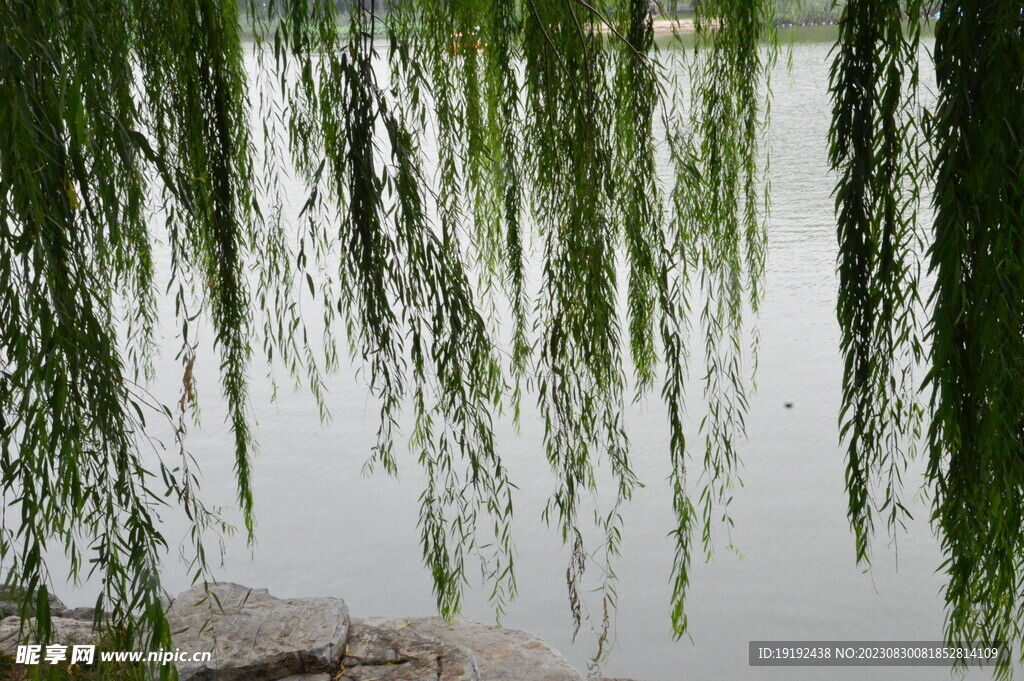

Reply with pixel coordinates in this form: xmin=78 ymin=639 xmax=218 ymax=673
xmin=14 ymin=645 xmax=212 ymax=666
xmin=749 ymin=640 xmax=1011 ymax=667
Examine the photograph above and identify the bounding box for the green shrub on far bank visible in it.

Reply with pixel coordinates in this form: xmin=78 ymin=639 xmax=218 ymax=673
xmin=773 ymin=0 xmax=844 ymax=24
xmin=657 ymin=1 xmax=842 ymax=26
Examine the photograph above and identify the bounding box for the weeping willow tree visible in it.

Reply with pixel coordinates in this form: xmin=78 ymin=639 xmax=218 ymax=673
xmin=1 ymin=0 xmax=1022 ymax=674
xmin=0 ymin=0 xmax=771 ymax=662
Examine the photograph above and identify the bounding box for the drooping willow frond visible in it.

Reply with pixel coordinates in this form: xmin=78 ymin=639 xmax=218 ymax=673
xmin=0 ymin=0 xmax=781 ymax=667
xmin=666 ymin=0 xmax=775 ymax=637
xmin=924 ymin=0 xmax=1024 ymax=662
xmin=0 ymin=0 xmax=221 ymax=665
xmin=831 ymin=0 xmax=1024 ymax=669
xmin=829 ymin=0 xmax=926 ymax=564
xmin=524 ymin=0 xmax=635 ymax=637
xmin=136 ymin=0 xmax=261 ymax=539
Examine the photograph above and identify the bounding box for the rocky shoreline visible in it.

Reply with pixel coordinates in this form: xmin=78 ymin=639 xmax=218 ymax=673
xmin=0 ymin=583 xmax=643 ymax=681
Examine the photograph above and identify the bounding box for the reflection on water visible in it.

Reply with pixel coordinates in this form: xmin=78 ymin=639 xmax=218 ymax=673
xmin=50 ymin=27 xmax=994 ymax=681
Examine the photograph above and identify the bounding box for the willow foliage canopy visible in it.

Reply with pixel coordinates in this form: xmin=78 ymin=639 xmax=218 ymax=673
xmin=0 ymin=0 xmax=1021 ymax=672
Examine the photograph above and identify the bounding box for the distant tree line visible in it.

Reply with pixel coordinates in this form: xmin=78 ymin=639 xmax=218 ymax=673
xmin=772 ymin=0 xmax=845 ymax=24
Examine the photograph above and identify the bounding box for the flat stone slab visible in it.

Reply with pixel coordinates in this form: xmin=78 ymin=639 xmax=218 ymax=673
xmin=363 ymin=617 xmax=582 ymax=681
xmin=0 ymin=617 xmax=95 ymax=655
xmin=167 ymin=583 xmax=349 ymax=681
xmin=339 ymin=619 xmax=476 ymax=681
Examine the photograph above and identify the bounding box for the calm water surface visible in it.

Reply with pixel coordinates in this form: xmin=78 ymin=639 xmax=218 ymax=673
xmin=53 ymin=27 xmax=1003 ymax=681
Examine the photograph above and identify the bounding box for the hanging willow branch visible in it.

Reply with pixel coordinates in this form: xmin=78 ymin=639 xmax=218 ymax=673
xmin=925 ymin=0 xmax=1024 ymax=662
xmin=831 ymin=0 xmax=1024 ymax=670
xmin=1 ymin=0 xmax=779 ymax=667
xmin=829 ymin=0 xmax=925 ymax=564
xmin=666 ymin=0 xmax=775 ymax=637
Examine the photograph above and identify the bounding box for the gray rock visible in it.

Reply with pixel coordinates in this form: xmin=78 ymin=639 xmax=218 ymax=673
xmin=363 ymin=617 xmax=582 ymax=681
xmin=166 ymin=583 xmax=349 ymax=681
xmin=339 ymin=619 xmax=476 ymax=681
xmin=0 ymin=587 xmax=66 ymax=618
xmin=61 ymin=608 xmax=97 ymax=622
xmin=0 ymin=616 xmax=96 ymax=655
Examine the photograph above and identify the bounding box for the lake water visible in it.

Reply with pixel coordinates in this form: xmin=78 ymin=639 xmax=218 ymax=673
xmin=47 ymin=25 xmax=1004 ymax=681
